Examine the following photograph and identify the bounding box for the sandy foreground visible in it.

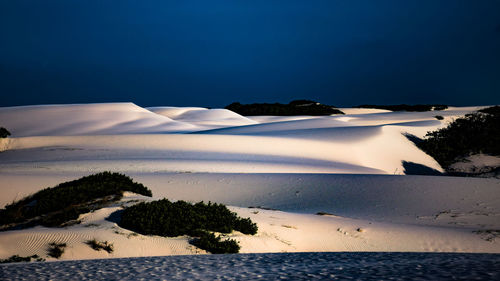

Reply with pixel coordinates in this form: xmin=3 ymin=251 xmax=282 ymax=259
xmin=0 ymin=103 xmax=499 ymax=261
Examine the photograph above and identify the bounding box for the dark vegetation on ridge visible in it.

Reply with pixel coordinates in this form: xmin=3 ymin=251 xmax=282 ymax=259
xmin=190 ymin=231 xmax=240 ymax=254
xmin=0 ymin=127 xmax=10 ymax=138
xmin=0 ymin=254 xmax=45 ymax=263
xmin=226 ymin=100 xmax=344 ymax=116
xmin=356 ymin=104 xmax=448 ymax=112
xmin=0 ymin=172 xmax=152 ymax=230
xmin=417 ymin=106 xmax=500 ymax=170
xmin=118 ymin=199 xmax=258 ymax=253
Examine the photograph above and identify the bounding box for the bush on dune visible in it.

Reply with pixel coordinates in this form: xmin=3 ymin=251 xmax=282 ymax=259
xmin=85 ymin=239 xmax=114 ymax=253
xmin=0 ymin=254 xmax=45 ymax=264
xmin=47 ymin=242 xmax=66 ymax=259
xmin=118 ymin=199 xmax=258 ymax=253
xmin=190 ymin=231 xmax=240 ymax=254
xmin=0 ymin=127 xmax=10 ymax=138
xmin=119 ymin=199 xmax=257 ymax=237
xmin=418 ymin=106 xmax=500 ymax=168
xmin=0 ymin=172 xmax=152 ymax=229
xmin=225 ymin=100 xmax=344 ymax=116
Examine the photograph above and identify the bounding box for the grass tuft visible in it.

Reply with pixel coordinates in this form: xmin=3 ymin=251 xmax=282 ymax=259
xmin=85 ymin=239 xmax=114 ymax=253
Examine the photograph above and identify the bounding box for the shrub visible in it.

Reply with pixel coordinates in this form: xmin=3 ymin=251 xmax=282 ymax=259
xmin=119 ymin=199 xmax=257 ymax=253
xmin=85 ymin=239 xmax=114 ymax=253
xmin=0 ymin=254 xmax=45 ymax=263
xmin=232 ymin=217 xmax=258 ymax=235
xmin=434 ymin=115 xmax=444 ymax=120
xmin=225 ymin=100 xmax=344 ymax=116
xmin=47 ymin=242 xmax=66 ymax=259
xmin=119 ymin=199 xmax=257 ymax=238
xmin=0 ymin=127 xmax=10 ymax=138
xmin=418 ymin=106 xmax=500 ymax=168
xmin=190 ymin=231 xmax=240 ymax=254
xmin=478 ymin=106 xmax=500 ymax=115
xmin=0 ymin=172 xmax=152 ymax=229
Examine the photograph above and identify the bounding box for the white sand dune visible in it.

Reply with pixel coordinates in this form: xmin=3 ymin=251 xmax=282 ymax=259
xmin=148 ymin=106 xmax=257 ymax=129
xmin=0 ymin=103 xmax=498 ymax=261
xmin=0 ymin=128 xmax=440 ymax=174
xmin=0 ymin=103 xmax=197 ymax=136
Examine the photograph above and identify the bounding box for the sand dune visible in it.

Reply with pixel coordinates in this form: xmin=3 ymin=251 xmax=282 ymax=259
xmin=0 ymin=103 xmax=197 ymax=136
xmin=0 ymin=103 xmax=498 ymax=261
xmin=148 ymin=106 xmax=257 ymax=128
xmin=0 ymin=128 xmax=440 ymax=174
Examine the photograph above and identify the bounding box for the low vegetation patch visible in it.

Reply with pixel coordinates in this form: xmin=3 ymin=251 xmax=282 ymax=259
xmin=0 ymin=254 xmax=45 ymax=264
xmin=417 ymin=106 xmax=500 ymax=169
xmin=190 ymin=231 xmax=240 ymax=254
xmin=225 ymin=100 xmax=344 ymax=116
xmin=120 ymin=199 xmax=257 ymax=237
xmin=47 ymin=242 xmax=66 ymax=259
xmin=356 ymin=104 xmax=447 ymax=112
xmin=85 ymin=239 xmax=114 ymax=253
xmin=119 ymin=199 xmax=258 ymax=253
xmin=316 ymin=211 xmax=335 ymax=216
xmin=0 ymin=127 xmax=10 ymax=138
xmin=0 ymin=172 xmax=152 ymax=230
xmin=473 ymin=229 xmax=500 ymax=242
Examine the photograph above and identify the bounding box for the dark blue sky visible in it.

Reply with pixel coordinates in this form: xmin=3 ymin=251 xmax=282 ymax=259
xmin=1 ymin=0 xmax=499 ymax=108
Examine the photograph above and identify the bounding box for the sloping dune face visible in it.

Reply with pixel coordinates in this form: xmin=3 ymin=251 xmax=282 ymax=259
xmin=148 ymin=106 xmax=257 ymax=128
xmin=0 ymin=103 xmax=482 ymax=174
xmin=0 ymin=103 xmax=197 ymax=136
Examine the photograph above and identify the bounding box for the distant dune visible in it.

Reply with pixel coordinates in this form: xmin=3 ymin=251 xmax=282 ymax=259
xmin=147 ymin=106 xmax=257 ymax=128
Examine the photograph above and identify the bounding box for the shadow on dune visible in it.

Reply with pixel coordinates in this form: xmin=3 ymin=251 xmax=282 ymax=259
xmin=402 ymin=161 xmax=443 ymax=176
xmin=106 ymin=209 xmax=123 ymax=224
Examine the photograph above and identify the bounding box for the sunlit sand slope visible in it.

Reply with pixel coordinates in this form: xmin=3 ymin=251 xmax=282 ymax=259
xmin=0 ymin=103 xmax=196 ymax=136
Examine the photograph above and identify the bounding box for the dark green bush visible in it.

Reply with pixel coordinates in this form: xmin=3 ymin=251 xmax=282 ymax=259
xmin=0 ymin=172 xmax=152 ymax=228
xmin=119 ymin=199 xmax=257 ymax=253
xmin=434 ymin=115 xmax=444 ymax=120
xmin=47 ymin=242 xmax=66 ymax=259
xmin=418 ymin=106 xmax=500 ymax=168
xmin=225 ymin=100 xmax=344 ymax=116
xmin=190 ymin=231 xmax=240 ymax=254
xmin=356 ymin=104 xmax=448 ymax=112
xmin=119 ymin=199 xmax=257 ymax=237
xmin=0 ymin=254 xmax=45 ymax=263
xmin=232 ymin=217 xmax=258 ymax=235
xmin=478 ymin=106 xmax=500 ymax=115
xmin=0 ymin=127 xmax=10 ymax=138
